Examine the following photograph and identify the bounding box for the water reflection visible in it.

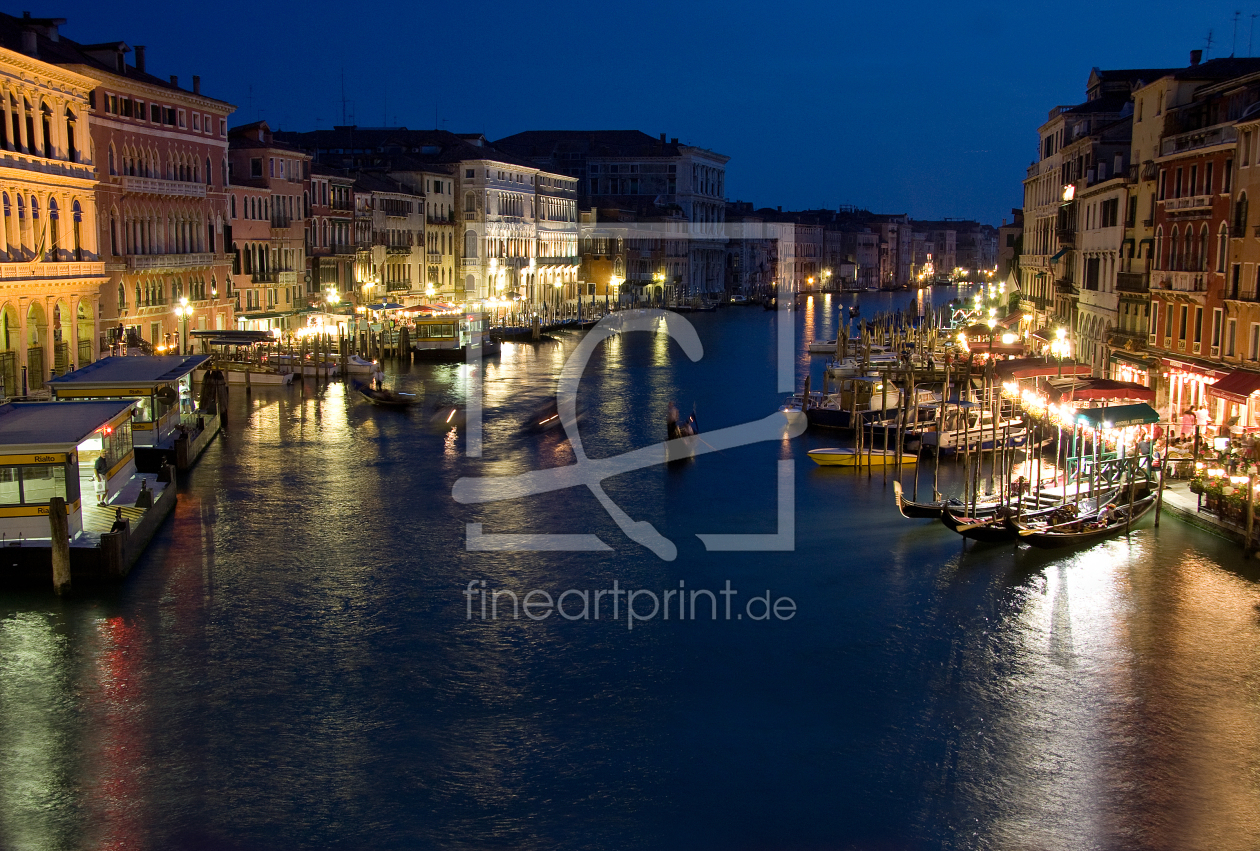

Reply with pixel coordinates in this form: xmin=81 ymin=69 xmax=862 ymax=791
xmin=0 ymin=297 xmax=1256 ymax=849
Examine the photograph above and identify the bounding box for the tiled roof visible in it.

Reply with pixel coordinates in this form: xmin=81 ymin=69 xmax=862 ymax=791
xmin=0 ymin=401 xmax=134 ymax=448
xmin=494 ymin=130 xmax=685 ymax=159
xmin=48 ymin=354 xmax=210 ymax=385
xmin=0 ymin=11 xmax=232 ymax=106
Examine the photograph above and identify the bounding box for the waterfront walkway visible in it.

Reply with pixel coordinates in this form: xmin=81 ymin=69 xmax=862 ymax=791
xmin=1159 ymin=480 xmax=1255 ymax=553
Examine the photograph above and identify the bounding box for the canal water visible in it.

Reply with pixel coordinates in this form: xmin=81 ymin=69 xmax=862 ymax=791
xmin=2 ymin=288 xmax=1260 ymax=850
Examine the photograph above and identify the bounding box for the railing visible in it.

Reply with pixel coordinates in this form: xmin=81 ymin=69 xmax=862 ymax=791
xmin=0 ymin=260 xmax=106 ymax=279
xmin=120 ymin=175 xmax=207 ymax=198
xmin=1152 ymin=270 xmax=1208 ymax=292
xmin=1116 ymin=272 xmax=1148 ymax=293
xmin=426 ymin=216 xmax=454 ymax=225
xmin=461 ymin=258 xmax=480 ymax=268
xmin=0 ymin=150 xmax=94 ymax=181
xmin=386 ymin=245 xmax=411 ymax=255
xmin=251 ymin=272 xmax=277 ymax=283
xmin=128 ymin=253 xmax=215 ymax=271
xmin=1160 ymin=123 xmax=1238 ymax=157
xmin=1160 ymin=195 xmax=1213 ymax=211
xmin=1055 ymin=277 xmax=1078 ymax=294
xmin=427 ymin=250 xmax=441 ymax=261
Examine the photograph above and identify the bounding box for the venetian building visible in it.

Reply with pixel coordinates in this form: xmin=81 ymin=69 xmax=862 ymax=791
xmin=0 ymin=20 xmax=104 ymax=394
xmin=24 ymin=24 xmax=239 ymax=353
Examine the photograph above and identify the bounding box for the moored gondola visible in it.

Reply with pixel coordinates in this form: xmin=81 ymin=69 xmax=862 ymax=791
xmin=1008 ymin=485 xmax=1156 ymax=548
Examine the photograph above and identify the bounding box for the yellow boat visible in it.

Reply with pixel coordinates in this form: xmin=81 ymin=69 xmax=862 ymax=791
xmin=807 ymin=448 xmax=920 ymax=467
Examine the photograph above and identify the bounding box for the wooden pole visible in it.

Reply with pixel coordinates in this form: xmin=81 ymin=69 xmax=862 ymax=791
xmin=933 ymin=359 xmax=948 ymax=500
xmin=881 ymin=370 xmax=889 ymax=484
xmin=49 ymin=496 xmax=70 ymax=595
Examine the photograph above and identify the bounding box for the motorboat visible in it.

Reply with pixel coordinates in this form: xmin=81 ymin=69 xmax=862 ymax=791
xmin=906 ymin=407 xmax=1027 ymax=453
xmin=808 ymin=447 xmax=918 ymax=467
xmin=805 ymin=377 xmax=938 ymax=430
xmin=355 ymin=382 xmax=421 ymax=409
xmin=344 ymin=354 xmax=377 ymax=376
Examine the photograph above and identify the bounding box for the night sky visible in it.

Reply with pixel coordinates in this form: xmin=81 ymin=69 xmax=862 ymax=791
xmin=44 ymin=1 xmax=1260 ymax=224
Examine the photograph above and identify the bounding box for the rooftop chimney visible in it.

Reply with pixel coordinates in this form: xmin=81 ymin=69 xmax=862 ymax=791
xmin=1191 ymin=49 xmax=1203 ymax=66
xmin=169 ymin=75 xmax=178 ymax=88
xmin=670 ymin=137 xmax=678 ymax=144
xmin=20 ymin=27 xmax=36 ymax=57
xmin=134 ymin=45 xmax=145 ymax=73
xmin=660 ymin=132 xmax=666 ymax=143
xmin=192 ymin=75 xmax=200 ymax=95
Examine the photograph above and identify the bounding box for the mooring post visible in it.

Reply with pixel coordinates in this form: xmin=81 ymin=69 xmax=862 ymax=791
xmin=49 ymin=496 xmax=70 ymax=595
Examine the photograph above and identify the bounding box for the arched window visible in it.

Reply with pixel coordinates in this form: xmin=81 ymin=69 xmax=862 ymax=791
xmin=1183 ymin=227 xmax=1194 ymax=272
xmin=65 ymin=108 xmax=77 ymax=162
xmin=108 ymin=144 xmax=116 ymax=176
xmin=1169 ymin=226 xmax=1179 ymax=271
xmin=1218 ymin=223 xmax=1229 ymax=273
xmin=118 ymin=283 xmax=126 ymax=310
xmin=464 ymin=230 xmax=478 ymax=258
xmin=25 ymin=100 xmax=36 ymax=158
xmin=8 ymin=95 xmax=19 ymax=152
xmin=1235 ymin=192 xmax=1249 ymax=234
xmin=230 ymin=194 xmax=236 ymax=219
xmin=135 ymin=284 xmax=141 ymax=308
xmin=1199 ymin=224 xmax=1209 ymax=272
xmin=39 ymin=104 xmax=52 ymax=159
xmin=206 ymin=157 xmax=212 ymax=186
xmin=47 ymin=198 xmax=59 ymax=260
xmin=464 ymin=192 xmax=477 ymax=214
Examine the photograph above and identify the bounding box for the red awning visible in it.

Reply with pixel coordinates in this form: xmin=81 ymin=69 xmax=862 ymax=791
xmin=1207 ymin=369 xmax=1260 ymax=403
xmin=1046 ymin=378 xmax=1155 ymax=403
xmin=996 ymin=358 xmax=1093 ymax=380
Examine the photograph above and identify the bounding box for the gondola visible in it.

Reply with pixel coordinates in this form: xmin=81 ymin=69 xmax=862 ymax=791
xmin=941 ymin=502 xmax=1060 ymax=543
xmin=890 ymin=481 xmax=988 ymax=519
xmin=355 ymin=381 xmax=421 ymax=409
xmin=1008 ymin=486 xmax=1157 ymax=549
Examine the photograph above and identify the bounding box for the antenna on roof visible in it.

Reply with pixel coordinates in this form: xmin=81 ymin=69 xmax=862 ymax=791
xmin=1233 ymin=11 xmax=1241 ymax=56
xmin=1206 ymin=29 xmax=1216 ymax=59
xmin=1252 ymin=14 xmax=1258 ymax=56
xmin=340 ymin=68 xmax=347 ymax=125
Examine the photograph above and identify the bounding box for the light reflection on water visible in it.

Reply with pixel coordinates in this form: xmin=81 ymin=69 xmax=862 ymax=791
xmin=0 ymin=292 xmax=1257 ymax=850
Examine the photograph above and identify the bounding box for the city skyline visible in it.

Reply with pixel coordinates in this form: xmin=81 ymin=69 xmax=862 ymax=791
xmin=45 ymin=0 xmax=1260 ymax=224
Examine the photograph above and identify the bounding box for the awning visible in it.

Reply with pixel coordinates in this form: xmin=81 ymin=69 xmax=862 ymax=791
xmin=1047 ymin=378 xmax=1155 ymax=403
xmin=1049 ymin=248 xmax=1068 ymax=263
xmin=998 ymin=358 xmax=1093 ymax=380
xmin=1075 ymin=403 xmax=1160 ymax=430
xmin=1207 ymin=369 xmax=1260 ymax=403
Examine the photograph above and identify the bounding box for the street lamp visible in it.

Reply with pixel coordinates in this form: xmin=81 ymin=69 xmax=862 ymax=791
xmin=173 ymin=296 xmax=193 ymax=354
xmin=554 ymin=278 xmax=563 ymax=315
xmin=1053 ymin=326 xmax=1069 ymax=377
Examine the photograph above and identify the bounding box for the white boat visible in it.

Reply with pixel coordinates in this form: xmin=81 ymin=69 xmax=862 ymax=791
xmin=907 ymin=407 xmax=1027 ymax=453
xmin=194 ymin=367 xmax=294 ymax=386
xmin=808 ymin=339 xmax=841 ymax=355
xmin=344 ymin=354 xmax=377 ymax=376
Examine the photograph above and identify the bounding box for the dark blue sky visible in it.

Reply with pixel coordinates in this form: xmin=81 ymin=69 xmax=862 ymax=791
xmin=47 ymin=1 xmax=1258 ymax=224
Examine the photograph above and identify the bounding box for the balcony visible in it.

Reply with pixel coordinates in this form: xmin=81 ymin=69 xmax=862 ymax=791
xmin=1054 ymin=228 xmax=1075 ymax=247
xmin=386 ymin=245 xmax=411 ymax=255
xmin=127 ymin=253 xmax=215 ymax=271
xmin=427 ymin=250 xmax=441 ymax=262
xmin=426 ymin=216 xmax=454 ymax=226
xmin=1055 ymin=277 xmax=1078 ymax=295
xmin=1116 ymin=272 xmax=1149 ymax=293
xmin=1160 ymin=123 xmax=1237 ymax=157
xmin=1152 ymin=270 xmax=1208 ymax=292
xmin=251 ymin=271 xmax=277 ymax=284
xmin=1107 ymin=328 xmax=1147 ymax=351
xmin=120 ymin=175 xmax=207 ymax=198
xmin=0 ymin=259 xmax=106 ymax=280
xmin=1160 ymin=195 xmax=1213 ymax=213
xmin=461 ymin=258 xmax=480 ymax=268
